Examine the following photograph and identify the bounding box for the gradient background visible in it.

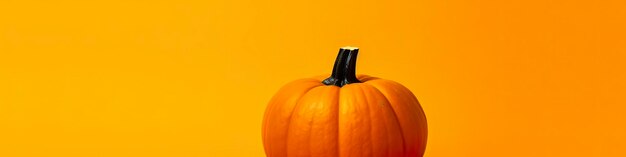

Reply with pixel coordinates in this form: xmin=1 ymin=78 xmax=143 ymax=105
xmin=1 ymin=0 xmax=625 ymax=157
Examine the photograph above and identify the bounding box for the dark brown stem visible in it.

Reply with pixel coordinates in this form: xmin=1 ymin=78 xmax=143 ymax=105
xmin=322 ymin=47 xmax=361 ymax=87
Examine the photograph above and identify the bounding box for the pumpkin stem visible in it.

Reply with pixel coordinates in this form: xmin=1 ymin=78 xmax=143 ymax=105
xmin=323 ymin=46 xmax=361 ymax=87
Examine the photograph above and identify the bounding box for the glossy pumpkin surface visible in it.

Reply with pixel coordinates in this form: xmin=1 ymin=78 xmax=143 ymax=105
xmin=262 ymin=47 xmax=427 ymax=157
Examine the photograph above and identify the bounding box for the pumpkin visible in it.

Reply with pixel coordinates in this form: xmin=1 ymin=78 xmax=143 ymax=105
xmin=262 ymin=47 xmax=427 ymax=157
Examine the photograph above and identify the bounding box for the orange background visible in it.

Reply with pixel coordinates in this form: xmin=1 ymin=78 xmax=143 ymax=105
xmin=1 ymin=0 xmax=625 ymax=157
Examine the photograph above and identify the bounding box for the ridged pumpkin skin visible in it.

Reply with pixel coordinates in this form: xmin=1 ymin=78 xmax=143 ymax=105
xmin=262 ymin=47 xmax=427 ymax=157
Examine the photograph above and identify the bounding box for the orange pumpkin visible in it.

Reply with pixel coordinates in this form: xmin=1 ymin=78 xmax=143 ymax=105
xmin=262 ymin=47 xmax=427 ymax=157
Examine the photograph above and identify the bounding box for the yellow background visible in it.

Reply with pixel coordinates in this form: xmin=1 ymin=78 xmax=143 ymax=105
xmin=1 ymin=0 xmax=625 ymax=156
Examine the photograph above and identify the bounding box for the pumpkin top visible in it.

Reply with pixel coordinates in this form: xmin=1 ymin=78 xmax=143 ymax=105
xmin=341 ymin=46 xmax=359 ymax=50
